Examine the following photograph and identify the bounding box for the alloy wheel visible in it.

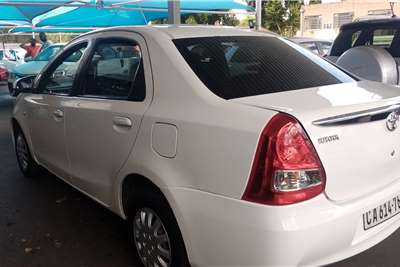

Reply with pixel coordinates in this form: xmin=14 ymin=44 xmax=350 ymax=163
xmin=16 ymin=135 xmax=29 ymax=171
xmin=133 ymin=208 xmax=172 ymax=267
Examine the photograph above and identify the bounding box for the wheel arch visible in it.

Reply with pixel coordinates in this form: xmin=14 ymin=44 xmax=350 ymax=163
xmin=119 ymin=173 xmax=192 ymax=263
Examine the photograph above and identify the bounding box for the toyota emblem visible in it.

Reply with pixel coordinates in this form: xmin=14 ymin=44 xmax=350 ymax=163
xmin=386 ymin=111 xmax=400 ymax=131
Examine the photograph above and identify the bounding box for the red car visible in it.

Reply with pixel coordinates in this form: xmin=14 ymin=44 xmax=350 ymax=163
xmin=0 ymin=65 xmax=8 ymax=81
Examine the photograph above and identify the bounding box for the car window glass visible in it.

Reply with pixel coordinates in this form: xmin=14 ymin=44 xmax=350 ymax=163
xmin=351 ymin=30 xmax=362 ymax=46
xmin=43 ymin=44 xmax=87 ymax=95
xmin=299 ymin=42 xmax=320 ymax=54
xmin=174 ymin=36 xmax=354 ymax=100
xmin=82 ymin=41 xmax=145 ymax=100
xmin=35 ymin=46 xmax=63 ymax=61
xmin=0 ymin=51 xmax=3 ymax=60
xmin=319 ymin=42 xmax=331 ymax=55
xmin=373 ymin=29 xmax=396 ymax=47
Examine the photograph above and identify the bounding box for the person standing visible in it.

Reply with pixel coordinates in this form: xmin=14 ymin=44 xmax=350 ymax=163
xmin=20 ymin=38 xmax=41 ymax=59
xmin=39 ymin=32 xmax=52 ymax=52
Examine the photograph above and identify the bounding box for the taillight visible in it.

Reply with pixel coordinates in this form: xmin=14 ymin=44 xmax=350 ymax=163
xmin=242 ymin=113 xmax=326 ymax=205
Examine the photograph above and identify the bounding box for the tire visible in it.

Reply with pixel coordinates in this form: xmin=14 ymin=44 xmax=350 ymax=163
xmin=8 ymin=82 xmax=14 ymax=96
xmin=129 ymin=191 xmax=190 ymax=267
xmin=14 ymin=128 xmax=41 ymax=178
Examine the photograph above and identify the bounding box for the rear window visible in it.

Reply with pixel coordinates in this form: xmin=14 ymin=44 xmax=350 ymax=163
xmin=331 ymin=27 xmax=399 ymax=56
xmin=174 ymin=36 xmax=354 ymax=100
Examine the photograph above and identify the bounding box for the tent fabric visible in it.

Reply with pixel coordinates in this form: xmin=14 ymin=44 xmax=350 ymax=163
xmin=0 ymin=0 xmax=252 ymax=29
xmin=0 ymin=0 xmax=68 ymax=22
xmin=32 ymin=0 xmax=251 ymax=27
xmin=9 ymin=26 xmax=95 ymax=33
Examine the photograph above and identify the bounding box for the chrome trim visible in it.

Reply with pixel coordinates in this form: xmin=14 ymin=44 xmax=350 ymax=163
xmin=313 ymin=104 xmax=400 ymax=126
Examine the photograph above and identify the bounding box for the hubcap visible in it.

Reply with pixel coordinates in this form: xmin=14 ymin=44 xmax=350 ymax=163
xmin=16 ymin=135 xmax=29 ymax=171
xmin=133 ymin=208 xmax=172 ymax=267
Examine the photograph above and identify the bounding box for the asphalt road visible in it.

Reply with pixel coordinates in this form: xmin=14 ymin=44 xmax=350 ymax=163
xmin=0 ymin=83 xmax=399 ymax=267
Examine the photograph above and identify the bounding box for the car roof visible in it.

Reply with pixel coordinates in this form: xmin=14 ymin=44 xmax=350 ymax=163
xmin=80 ymin=25 xmax=277 ymax=40
xmin=340 ymin=17 xmax=400 ymax=30
xmin=290 ymin=37 xmax=332 ymax=43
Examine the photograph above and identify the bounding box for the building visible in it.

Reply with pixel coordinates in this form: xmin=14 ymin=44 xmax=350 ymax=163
xmin=300 ymin=0 xmax=400 ymax=40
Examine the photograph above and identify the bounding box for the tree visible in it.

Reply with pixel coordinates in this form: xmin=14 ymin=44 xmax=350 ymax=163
xmin=181 ymin=13 xmax=239 ymax=26
xmin=263 ymin=0 xmax=286 ymax=34
xmin=263 ymin=0 xmax=301 ymax=37
xmin=309 ymin=0 xmax=322 ymax=4
xmin=284 ymin=1 xmax=301 ymax=37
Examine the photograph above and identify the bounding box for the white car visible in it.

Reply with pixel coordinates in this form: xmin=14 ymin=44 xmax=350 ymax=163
xmin=11 ymin=26 xmax=400 ymax=267
xmin=0 ymin=48 xmax=26 ymax=70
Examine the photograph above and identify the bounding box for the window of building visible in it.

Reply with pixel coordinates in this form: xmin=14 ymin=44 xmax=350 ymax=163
xmin=368 ymin=9 xmax=392 ymax=16
xmin=305 ymin=15 xmax=322 ymax=30
xmin=333 ymin=12 xmax=354 ymax=28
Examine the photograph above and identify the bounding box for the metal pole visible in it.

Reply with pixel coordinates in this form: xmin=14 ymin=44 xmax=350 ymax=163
xmin=255 ymin=0 xmax=262 ymax=31
xmin=300 ymin=6 xmax=305 ymax=37
xmin=168 ymin=0 xmax=180 ymax=25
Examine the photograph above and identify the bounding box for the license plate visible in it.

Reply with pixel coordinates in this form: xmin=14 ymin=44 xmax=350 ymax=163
xmin=363 ymin=195 xmax=400 ymax=230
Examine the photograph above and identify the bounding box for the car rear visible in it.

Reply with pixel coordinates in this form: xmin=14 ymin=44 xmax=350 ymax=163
xmin=170 ymin=32 xmax=400 ymax=266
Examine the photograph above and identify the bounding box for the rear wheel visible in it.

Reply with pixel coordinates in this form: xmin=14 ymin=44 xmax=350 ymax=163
xmin=8 ymin=82 xmax=14 ymax=96
xmin=15 ymin=129 xmax=41 ymax=178
xmin=130 ymin=192 xmax=189 ymax=267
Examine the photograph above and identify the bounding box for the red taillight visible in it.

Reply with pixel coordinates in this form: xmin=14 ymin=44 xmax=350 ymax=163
xmin=242 ymin=113 xmax=326 ymax=205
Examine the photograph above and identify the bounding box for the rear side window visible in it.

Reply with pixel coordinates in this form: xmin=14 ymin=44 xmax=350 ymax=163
xmin=373 ymin=29 xmax=396 ymax=47
xmin=174 ymin=36 xmax=354 ymax=100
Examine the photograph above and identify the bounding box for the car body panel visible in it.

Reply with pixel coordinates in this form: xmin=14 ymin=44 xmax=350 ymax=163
xmin=11 ymin=26 xmax=400 ymax=266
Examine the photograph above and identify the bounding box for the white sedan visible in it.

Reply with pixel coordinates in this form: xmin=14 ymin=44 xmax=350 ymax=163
xmin=11 ymin=26 xmax=400 ymax=267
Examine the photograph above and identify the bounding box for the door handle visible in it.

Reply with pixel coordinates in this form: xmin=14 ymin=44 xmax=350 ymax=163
xmin=113 ymin=116 xmax=132 ymax=128
xmin=53 ymin=109 xmax=64 ymax=118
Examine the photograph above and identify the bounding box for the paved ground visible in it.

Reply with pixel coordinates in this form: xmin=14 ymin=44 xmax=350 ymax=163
xmin=0 ymin=83 xmax=400 ymax=267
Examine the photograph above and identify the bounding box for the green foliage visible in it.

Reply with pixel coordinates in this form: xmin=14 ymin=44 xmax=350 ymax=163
xmin=263 ymin=0 xmax=286 ymax=34
xmin=181 ymin=13 xmax=239 ymax=26
xmin=263 ymin=0 xmax=301 ymax=37
xmin=309 ymin=0 xmax=322 ymax=4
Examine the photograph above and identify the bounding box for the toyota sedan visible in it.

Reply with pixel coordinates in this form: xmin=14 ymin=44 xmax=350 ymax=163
xmin=11 ymin=26 xmax=400 ymax=267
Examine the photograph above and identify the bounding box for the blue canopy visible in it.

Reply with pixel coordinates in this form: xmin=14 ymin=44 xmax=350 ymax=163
xmin=9 ymin=25 xmax=95 ymax=33
xmin=0 ymin=0 xmax=67 ymax=24
xmin=32 ymin=0 xmax=252 ymax=27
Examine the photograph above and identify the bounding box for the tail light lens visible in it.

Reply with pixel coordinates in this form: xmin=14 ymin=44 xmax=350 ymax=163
xmin=242 ymin=113 xmax=326 ymax=205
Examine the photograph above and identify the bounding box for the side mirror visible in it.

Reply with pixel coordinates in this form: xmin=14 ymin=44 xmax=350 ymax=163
xmin=24 ymin=57 xmax=33 ymax=62
xmin=12 ymin=75 xmax=36 ymax=96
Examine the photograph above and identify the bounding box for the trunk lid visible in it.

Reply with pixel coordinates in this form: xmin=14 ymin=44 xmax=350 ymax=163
xmin=233 ymin=81 xmax=400 ymax=202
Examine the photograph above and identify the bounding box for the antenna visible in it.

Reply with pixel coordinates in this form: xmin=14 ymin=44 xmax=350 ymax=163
xmin=389 ymin=0 xmax=398 ymax=17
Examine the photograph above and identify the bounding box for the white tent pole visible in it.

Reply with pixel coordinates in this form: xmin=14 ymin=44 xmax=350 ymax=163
xmin=255 ymin=0 xmax=262 ymax=30
xmin=168 ymin=0 xmax=180 ymax=25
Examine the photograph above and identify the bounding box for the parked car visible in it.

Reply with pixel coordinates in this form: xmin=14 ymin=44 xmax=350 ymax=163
xmin=290 ymin=37 xmax=332 ymax=56
xmin=11 ymin=26 xmax=400 ymax=267
xmin=8 ymin=43 xmax=64 ymax=95
xmin=329 ymin=17 xmax=400 ymax=84
xmin=0 ymin=63 xmax=8 ymax=81
xmin=0 ymin=48 xmax=26 ymax=72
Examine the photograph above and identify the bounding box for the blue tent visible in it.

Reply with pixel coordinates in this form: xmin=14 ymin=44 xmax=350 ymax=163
xmin=32 ymin=0 xmax=252 ymax=27
xmin=0 ymin=0 xmax=67 ymax=24
xmin=9 ymin=25 xmax=95 ymax=33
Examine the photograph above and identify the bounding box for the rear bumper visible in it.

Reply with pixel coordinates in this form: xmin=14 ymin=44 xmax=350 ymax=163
xmin=167 ymin=180 xmax=400 ymax=266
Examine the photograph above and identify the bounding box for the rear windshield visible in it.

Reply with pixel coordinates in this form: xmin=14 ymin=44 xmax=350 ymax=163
xmin=174 ymin=36 xmax=354 ymax=100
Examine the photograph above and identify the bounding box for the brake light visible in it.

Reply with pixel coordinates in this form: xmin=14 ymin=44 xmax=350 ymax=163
xmin=242 ymin=113 xmax=326 ymax=205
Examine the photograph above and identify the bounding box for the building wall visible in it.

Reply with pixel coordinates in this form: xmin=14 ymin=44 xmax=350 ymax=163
xmin=300 ymin=0 xmax=400 ymax=40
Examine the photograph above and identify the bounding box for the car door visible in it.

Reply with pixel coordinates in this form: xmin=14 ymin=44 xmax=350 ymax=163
xmin=64 ymin=32 xmax=152 ymax=204
xmin=25 ymin=42 xmax=89 ymax=178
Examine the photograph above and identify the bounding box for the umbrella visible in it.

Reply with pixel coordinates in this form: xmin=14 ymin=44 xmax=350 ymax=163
xmin=32 ymin=0 xmax=252 ymax=27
